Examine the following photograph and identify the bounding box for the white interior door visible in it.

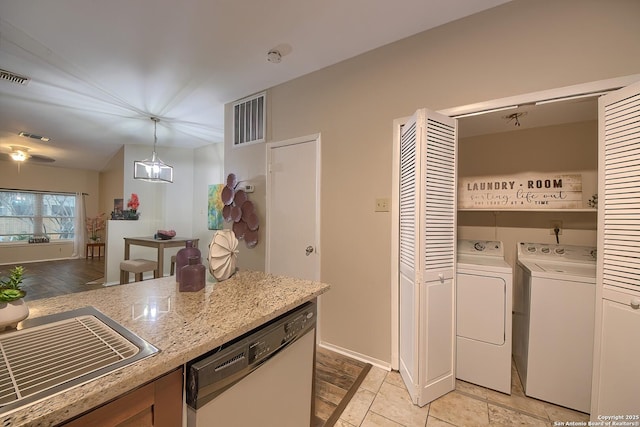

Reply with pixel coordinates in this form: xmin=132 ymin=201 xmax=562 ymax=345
xmin=266 ymin=134 xmax=320 ymax=281
xmin=591 ymin=80 xmax=640 ymax=417
xmin=399 ymin=109 xmax=457 ymax=406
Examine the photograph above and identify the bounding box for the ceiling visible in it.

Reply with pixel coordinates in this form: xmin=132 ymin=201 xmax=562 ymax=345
xmin=1 ymin=0 xmax=595 ymax=172
xmin=457 ymin=95 xmax=599 ymax=139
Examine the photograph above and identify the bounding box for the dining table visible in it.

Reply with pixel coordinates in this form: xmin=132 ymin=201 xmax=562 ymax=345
xmin=123 ymin=236 xmax=200 ymax=278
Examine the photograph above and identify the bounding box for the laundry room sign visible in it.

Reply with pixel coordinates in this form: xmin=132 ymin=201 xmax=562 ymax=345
xmin=458 ymin=173 xmax=582 ymax=209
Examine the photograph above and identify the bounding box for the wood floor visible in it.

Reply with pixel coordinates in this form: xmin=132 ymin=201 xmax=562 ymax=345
xmin=0 ymin=258 xmax=370 ymax=427
xmin=314 ymin=347 xmax=372 ymax=427
xmin=1 ymin=258 xmax=105 ymax=301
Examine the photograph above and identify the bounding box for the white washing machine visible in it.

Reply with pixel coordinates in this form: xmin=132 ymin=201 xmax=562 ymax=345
xmin=456 ymin=240 xmax=512 ymax=394
xmin=513 ymin=242 xmax=596 ymax=413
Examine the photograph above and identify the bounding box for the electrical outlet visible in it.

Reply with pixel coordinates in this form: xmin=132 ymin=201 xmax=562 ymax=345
xmin=375 ymin=198 xmax=390 ymax=212
xmin=550 ymin=220 xmax=563 ymax=235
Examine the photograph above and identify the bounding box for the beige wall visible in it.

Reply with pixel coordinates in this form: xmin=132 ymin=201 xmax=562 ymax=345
xmin=224 ymin=0 xmax=640 ymax=364
xmin=99 ymin=147 xmax=124 ymax=219
xmin=0 ymin=161 xmax=99 ymax=263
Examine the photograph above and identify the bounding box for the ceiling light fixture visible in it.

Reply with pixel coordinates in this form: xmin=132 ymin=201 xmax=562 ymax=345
xmin=10 ymin=148 xmax=29 ymax=162
xmin=503 ymin=112 xmax=527 ymax=127
xmin=134 ymin=117 xmax=173 ymax=183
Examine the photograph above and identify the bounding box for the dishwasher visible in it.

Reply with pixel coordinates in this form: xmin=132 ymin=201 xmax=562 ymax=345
xmin=185 ymin=300 xmax=316 ymax=426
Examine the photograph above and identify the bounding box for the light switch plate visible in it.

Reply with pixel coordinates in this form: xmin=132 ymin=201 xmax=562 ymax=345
xmin=375 ymin=198 xmax=390 ymax=212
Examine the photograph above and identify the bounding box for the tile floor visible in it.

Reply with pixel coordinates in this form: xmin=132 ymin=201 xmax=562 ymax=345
xmin=335 ymin=361 xmax=590 ymax=427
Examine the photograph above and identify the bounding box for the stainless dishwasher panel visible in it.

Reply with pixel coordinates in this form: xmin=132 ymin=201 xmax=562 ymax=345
xmin=186 ymin=301 xmax=316 ymax=427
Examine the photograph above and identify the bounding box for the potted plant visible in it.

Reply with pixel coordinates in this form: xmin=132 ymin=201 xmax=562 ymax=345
xmin=0 ymin=266 xmax=29 ymax=330
xmin=86 ymin=213 xmax=106 ymax=242
xmin=126 ymin=193 xmax=140 ymax=220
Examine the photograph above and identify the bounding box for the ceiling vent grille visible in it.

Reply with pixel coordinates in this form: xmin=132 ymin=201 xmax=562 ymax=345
xmin=233 ymin=92 xmax=266 ymax=147
xmin=0 ymin=69 xmax=30 ymax=86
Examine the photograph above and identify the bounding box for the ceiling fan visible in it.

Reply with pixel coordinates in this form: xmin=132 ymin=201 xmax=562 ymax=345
xmin=0 ymin=146 xmax=55 ymax=164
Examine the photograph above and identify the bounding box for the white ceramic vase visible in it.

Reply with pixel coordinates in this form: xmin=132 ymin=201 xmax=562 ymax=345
xmin=0 ymin=299 xmax=29 ymax=330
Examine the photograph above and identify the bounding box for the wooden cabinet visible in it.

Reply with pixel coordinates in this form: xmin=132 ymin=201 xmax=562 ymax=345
xmin=61 ymin=368 xmax=182 ymax=427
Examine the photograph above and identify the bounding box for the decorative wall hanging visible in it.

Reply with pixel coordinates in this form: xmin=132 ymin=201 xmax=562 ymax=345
xmin=458 ymin=173 xmax=583 ymax=209
xmin=220 ymin=173 xmax=259 ymax=248
xmin=207 ymin=184 xmax=224 ymax=230
xmin=208 ymin=230 xmax=238 ymax=281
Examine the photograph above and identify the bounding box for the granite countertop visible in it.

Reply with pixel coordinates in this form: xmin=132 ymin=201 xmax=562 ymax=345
xmin=1 ymin=270 xmax=330 ymax=426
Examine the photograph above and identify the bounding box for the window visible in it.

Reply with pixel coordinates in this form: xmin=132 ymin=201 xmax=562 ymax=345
xmin=0 ymin=190 xmax=76 ymax=242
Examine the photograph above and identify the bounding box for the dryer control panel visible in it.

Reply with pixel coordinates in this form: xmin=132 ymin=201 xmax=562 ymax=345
xmin=517 ymin=242 xmax=596 ymax=264
xmin=458 ymin=240 xmax=504 ymax=257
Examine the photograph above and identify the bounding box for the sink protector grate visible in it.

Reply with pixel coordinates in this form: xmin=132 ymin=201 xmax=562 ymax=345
xmin=0 ymin=308 xmax=158 ymax=414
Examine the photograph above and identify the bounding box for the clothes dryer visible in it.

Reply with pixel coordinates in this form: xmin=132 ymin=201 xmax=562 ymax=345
xmin=456 ymin=240 xmax=513 ymax=394
xmin=513 ymin=242 xmax=596 ymax=413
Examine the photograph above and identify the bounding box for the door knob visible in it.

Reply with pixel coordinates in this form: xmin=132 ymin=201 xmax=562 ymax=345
xmin=305 ymin=246 xmax=314 ymax=256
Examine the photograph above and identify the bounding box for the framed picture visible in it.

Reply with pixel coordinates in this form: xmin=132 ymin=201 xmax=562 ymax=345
xmin=208 ymin=184 xmax=224 ymax=230
xmin=114 ymin=198 xmax=124 ymax=214
xmin=110 ymin=198 xmax=125 ymax=219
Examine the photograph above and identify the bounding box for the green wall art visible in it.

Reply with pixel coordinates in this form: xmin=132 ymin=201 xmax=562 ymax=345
xmin=207 ymin=184 xmax=224 ymax=230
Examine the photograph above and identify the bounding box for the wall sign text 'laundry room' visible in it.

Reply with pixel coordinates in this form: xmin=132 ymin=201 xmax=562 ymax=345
xmin=458 ymin=173 xmax=582 ymax=209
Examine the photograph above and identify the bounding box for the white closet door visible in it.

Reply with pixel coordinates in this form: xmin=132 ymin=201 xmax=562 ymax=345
xmin=399 ymin=108 xmax=457 ymax=407
xmin=599 ymin=82 xmax=640 ymax=293
xmin=399 ymin=113 xmax=421 ymax=402
xmin=592 ymin=80 xmax=640 ymax=417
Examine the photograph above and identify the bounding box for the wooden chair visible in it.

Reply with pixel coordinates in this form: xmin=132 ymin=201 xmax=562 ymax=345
xmin=120 ymin=259 xmax=159 ymax=284
xmin=170 ymin=255 xmax=177 ymax=275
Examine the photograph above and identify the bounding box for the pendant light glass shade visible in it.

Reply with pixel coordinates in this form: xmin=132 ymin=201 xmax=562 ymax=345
xmin=134 ymin=117 xmax=173 ymax=183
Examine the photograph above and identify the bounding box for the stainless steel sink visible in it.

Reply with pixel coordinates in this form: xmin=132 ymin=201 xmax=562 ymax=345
xmin=0 ymin=306 xmax=158 ymax=415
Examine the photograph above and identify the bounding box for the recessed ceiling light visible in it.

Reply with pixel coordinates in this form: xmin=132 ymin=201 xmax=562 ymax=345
xmin=19 ymin=131 xmax=50 ymax=142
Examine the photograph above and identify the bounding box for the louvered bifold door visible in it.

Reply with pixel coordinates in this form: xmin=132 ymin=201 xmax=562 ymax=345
xmin=398 ymin=109 xmax=457 ymax=407
xmin=592 ymin=81 xmax=640 ymax=417
xmin=398 ymin=112 xmax=421 ymax=404
xmin=417 ymin=109 xmax=457 ymax=406
xmin=600 ymin=84 xmax=640 ymax=292
xmin=421 ymin=112 xmax=457 ymax=279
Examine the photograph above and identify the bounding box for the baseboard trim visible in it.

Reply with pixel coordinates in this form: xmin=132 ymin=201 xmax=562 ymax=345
xmin=318 ymin=341 xmax=391 ymax=372
xmin=1 ymin=256 xmax=73 ymax=266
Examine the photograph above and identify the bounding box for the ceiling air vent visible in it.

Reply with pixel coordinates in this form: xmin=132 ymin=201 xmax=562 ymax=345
xmin=0 ymin=69 xmax=30 ymax=86
xmin=233 ymin=92 xmax=266 ymax=147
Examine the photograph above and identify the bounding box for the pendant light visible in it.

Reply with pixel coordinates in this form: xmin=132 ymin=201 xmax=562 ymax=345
xmin=134 ymin=117 xmax=173 ymax=183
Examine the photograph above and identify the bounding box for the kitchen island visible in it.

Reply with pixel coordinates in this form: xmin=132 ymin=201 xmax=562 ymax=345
xmin=0 ymin=270 xmax=330 ymax=426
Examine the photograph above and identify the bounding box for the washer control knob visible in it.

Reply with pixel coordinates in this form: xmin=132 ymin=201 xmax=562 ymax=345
xmin=631 ymin=298 xmax=640 ymax=310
